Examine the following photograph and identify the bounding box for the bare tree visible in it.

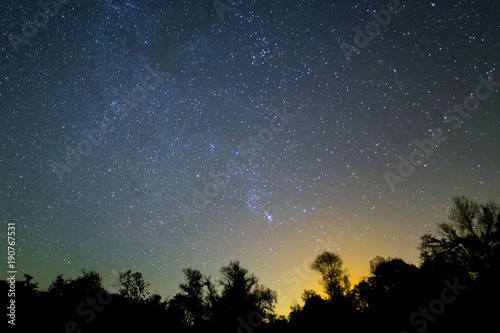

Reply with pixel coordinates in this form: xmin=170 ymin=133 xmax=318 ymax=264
xmin=118 ymin=269 xmax=150 ymax=301
xmin=419 ymin=196 xmax=500 ymax=279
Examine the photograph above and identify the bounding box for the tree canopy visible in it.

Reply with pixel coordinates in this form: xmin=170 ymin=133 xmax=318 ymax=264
xmin=4 ymin=196 xmax=498 ymax=333
xmin=310 ymin=250 xmax=350 ymax=301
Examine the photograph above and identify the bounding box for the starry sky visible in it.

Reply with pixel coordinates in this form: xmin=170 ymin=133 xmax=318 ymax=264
xmin=1 ymin=0 xmax=499 ymax=315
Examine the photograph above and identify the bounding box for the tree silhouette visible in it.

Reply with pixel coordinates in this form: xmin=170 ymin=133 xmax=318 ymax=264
xmin=180 ymin=268 xmax=206 ymax=325
xmin=356 ymin=257 xmax=421 ymax=317
xmin=171 ymin=268 xmax=212 ymax=327
xmin=419 ymin=196 xmax=500 ymax=279
xmin=251 ymin=283 xmax=278 ymax=317
xmin=310 ymin=251 xmax=350 ymax=301
xmin=202 ymin=274 xmax=220 ymax=321
xmin=48 ymin=274 xmax=66 ymax=296
xmin=219 ymin=261 xmax=257 ymax=300
xmin=118 ymin=269 xmax=150 ymax=301
xmin=145 ymin=293 xmax=166 ymax=308
xmin=301 ymin=289 xmax=320 ymax=303
xmin=215 ymin=261 xmax=277 ymax=330
xmin=288 ymin=301 xmax=303 ymax=322
xmin=72 ymin=269 xmax=103 ymax=295
xmin=22 ymin=274 xmax=38 ymax=290
xmin=6 ymin=195 xmax=499 ymax=333
xmin=416 ymin=196 xmax=500 ymax=333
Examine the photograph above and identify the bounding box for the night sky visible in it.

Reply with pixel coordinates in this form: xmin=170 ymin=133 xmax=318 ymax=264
xmin=1 ymin=0 xmax=499 ymax=315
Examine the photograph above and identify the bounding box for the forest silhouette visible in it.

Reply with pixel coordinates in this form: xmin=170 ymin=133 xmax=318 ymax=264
xmin=3 ymin=196 xmax=499 ymax=333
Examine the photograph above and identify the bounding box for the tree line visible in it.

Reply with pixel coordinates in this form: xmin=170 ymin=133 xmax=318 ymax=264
xmin=3 ymin=196 xmax=499 ymax=332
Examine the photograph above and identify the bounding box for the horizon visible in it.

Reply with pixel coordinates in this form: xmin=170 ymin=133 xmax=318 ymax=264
xmin=2 ymin=209 xmax=457 ymax=316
